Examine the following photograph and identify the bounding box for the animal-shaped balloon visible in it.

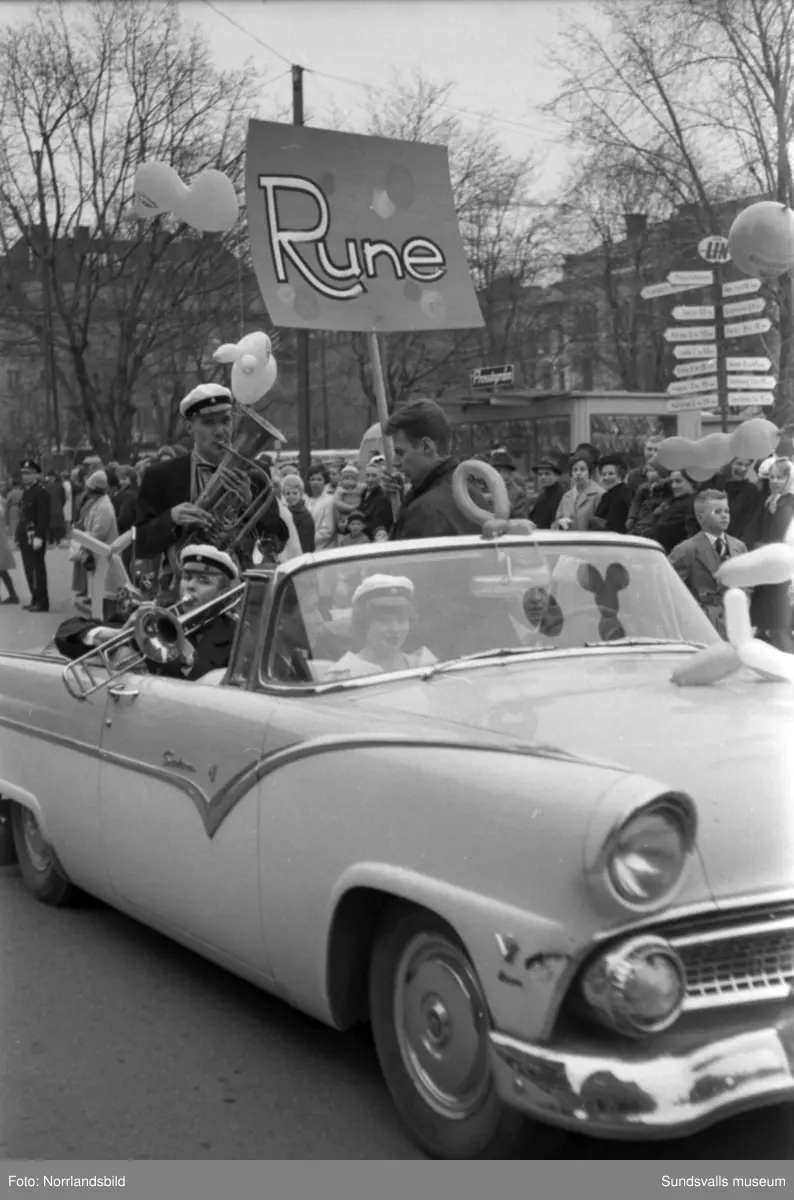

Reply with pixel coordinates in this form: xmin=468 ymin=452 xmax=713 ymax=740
xmin=655 ymin=418 xmax=780 ymax=476
xmin=671 ymin=519 xmax=794 ymax=686
xmin=213 ymin=332 xmax=278 ymax=406
xmin=728 ymin=201 xmax=794 ymax=279
xmin=134 ymin=162 xmax=238 ymax=233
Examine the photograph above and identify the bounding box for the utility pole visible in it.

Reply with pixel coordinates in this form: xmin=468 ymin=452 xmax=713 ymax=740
xmin=33 ymin=148 xmax=61 ymax=456
xmin=293 ymin=64 xmax=312 ymax=477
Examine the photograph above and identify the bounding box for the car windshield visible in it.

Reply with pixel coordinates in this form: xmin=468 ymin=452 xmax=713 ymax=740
xmin=263 ymin=538 xmax=721 ymax=687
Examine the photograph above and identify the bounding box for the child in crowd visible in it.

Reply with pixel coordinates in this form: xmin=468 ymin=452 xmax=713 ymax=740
xmin=339 ymin=511 xmax=370 ymax=546
xmin=333 ymin=465 xmax=364 ymax=528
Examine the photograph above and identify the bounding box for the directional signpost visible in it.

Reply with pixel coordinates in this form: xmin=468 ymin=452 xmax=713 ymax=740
xmin=726 ymin=357 xmax=771 ymax=372
xmin=722 ymin=297 xmax=766 ymax=319
xmin=645 ymin=235 xmax=775 ymax=429
xmin=673 ymin=343 xmax=721 ymax=359
xmin=666 ymin=394 xmax=719 ymax=413
xmin=724 ymin=317 xmax=772 ymax=338
xmin=673 ymin=359 xmax=717 ymax=378
xmin=722 ymin=277 xmax=762 ymax=298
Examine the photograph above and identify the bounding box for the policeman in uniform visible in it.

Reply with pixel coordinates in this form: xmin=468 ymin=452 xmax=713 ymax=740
xmin=16 ymin=459 xmax=51 ymax=612
xmin=54 ymin=543 xmax=241 ymax=683
xmin=135 ymin=384 xmax=287 ymax=590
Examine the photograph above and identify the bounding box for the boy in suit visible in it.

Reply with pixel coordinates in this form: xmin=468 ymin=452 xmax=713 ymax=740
xmin=668 ymin=489 xmax=747 ymax=637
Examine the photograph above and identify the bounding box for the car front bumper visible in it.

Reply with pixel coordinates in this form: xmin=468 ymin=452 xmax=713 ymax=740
xmin=489 ymin=1013 xmax=794 ymax=1138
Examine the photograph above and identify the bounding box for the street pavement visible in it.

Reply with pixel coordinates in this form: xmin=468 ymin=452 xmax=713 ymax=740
xmin=0 ymin=544 xmax=74 ymax=654
xmin=1 ymin=864 xmax=791 ymax=1160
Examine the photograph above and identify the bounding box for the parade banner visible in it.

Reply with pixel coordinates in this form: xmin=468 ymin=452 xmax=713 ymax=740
xmin=245 ymin=120 xmax=484 ymax=333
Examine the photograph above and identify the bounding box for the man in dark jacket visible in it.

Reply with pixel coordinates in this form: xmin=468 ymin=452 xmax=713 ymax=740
xmin=16 ymin=459 xmax=51 ymax=612
xmin=528 ymin=457 xmax=565 ymax=529
xmin=591 ymin=455 xmax=633 ymax=533
xmin=627 ymin=434 xmax=665 ymax=494
xmin=385 ymin=399 xmax=482 ymax=540
xmin=135 ymin=384 xmax=287 ymax=577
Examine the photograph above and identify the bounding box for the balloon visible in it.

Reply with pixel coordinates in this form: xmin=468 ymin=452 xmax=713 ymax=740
xmin=134 ymin=162 xmax=238 ymax=233
xmin=728 ymin=201 xmax=794 ymax=279
xmin=481 ymin=517 xmax=538 ymax=539
xmin=730 ymin=418 xmax=780 ymax=461
xmin=737 ymin=637 xmax=794 ymax=683
xmin=671 ymin=642 xmax=741 ymax=686
xmin=213 ymin=332 xmax=278 ymax=405
xmin=718 ymin=543 xmax=794 ymax=589
xmin=723 ymin=587 xmax=754 ymax=647
xmin=358 ymin=421 xmax=385 ymax=472
xmin=655 ymin=419 xmax=781 ymax=476
xmin=452 ymin=460 xmax=511 ymax=526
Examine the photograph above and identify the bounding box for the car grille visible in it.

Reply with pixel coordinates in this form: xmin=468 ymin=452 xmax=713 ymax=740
xmin=668 ymin=913 xmax=794 ymax=1010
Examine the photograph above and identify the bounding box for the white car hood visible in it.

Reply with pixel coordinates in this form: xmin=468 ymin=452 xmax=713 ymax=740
xmin=340 ymin=649 xmax=794 ymax=908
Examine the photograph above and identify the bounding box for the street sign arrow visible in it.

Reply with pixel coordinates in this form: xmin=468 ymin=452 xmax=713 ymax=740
xmin=728 ymin=393 xmax=774 ymax=407
xmin=673 ymin=359 xmax=717 ymax=378
xmin=641 ymin=279 xmax=718 ymax=300
xmin=666 ymin=375 xmax=719 ymax=396
xmin=722 ymin=277 xmax=762 ymax=298
xmin=724 ymin=317 xmax=772 ymax=338
xmin=722 ymin=297 xmax=766 ymax=319
xmin=666 ymin=394 xmax=719 ymax=413
xmin=725 ymin=375 xmax=776 ymax=390
xmin=673 ymin=305 xmax=715 ymax=321
xmin=668 ymin=270 xmax=714 ymax=286
xmin=673 ymin=343 xmax=721 ymax=359
xmin=726 ymin=356 xmax=772 ymax=372
xmin=664 ymin=325 xmax=717 ymax=342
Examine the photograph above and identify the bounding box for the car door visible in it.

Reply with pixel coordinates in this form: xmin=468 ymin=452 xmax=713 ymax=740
xmin=97 ymin=671 xmax=277 ymax=980
xmin=0 ymin=652 xmax=107 ymax=886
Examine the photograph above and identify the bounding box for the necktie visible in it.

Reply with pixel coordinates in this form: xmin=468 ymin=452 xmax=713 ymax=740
xmin=715 ymin=536 xmax=728 ymax=561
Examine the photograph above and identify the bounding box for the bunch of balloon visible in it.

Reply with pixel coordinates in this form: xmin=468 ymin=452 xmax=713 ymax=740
xmin=133 ymin=162 xmax=239 ymax=233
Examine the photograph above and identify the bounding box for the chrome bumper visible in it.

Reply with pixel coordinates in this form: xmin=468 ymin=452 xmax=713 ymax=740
xmin=489 ymin=1015 xmax=794 ymax=1138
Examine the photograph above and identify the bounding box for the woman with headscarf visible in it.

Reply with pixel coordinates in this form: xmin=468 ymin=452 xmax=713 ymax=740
xmin=551 ymin=451 xmax=604 ymax=531
xmin=749 ymin=457 xmax=794 ymax=653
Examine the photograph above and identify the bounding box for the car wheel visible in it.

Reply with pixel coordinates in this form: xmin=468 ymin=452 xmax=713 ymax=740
xmin=10 ymin=803 xmax=78 ymax=906
xmin=369 ymin=904 xmax=559 ymax=1159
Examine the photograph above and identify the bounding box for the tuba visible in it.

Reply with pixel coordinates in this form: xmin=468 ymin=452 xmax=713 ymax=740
xmin=62 ymin=584 xmax=245 ymax=701
xmin=185 ymin=398 xmax=285 ymax=557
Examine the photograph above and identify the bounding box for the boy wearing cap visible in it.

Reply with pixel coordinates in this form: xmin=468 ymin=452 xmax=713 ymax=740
xmin=135 ymin=383 xmax=287 ymax=571
xmin=339 ymin=511 xmax=370 ymax=546
xmin=16 ymin=460 xmax=51 ymax=612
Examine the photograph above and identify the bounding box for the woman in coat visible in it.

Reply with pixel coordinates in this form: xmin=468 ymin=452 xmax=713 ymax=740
xmin=70 ymin=470 xmax=126 ymax=609
xmin=645 ymin=470 xmax=699 ymax=554
xmin=552 ymin=453 xmax=604 ymax=531
xmin=749 ymin=458 xmax=794 ymax=652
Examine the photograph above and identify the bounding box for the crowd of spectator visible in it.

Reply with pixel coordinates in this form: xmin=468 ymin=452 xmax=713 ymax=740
xmin=2 ymin=397 xmax=793 ymax=653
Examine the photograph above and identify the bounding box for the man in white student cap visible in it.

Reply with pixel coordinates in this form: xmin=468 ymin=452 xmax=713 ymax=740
xmin=135 ymin=382 xmax=287 ymax=581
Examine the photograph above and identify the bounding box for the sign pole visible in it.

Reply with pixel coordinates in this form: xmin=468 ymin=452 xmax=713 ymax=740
xmin=712 ymin=260 xmax=729 ymax=433
xmin=366 ymin=331 xmax=399 ymax=517
xmin=292 ymin=65 xmax=312 ymax=479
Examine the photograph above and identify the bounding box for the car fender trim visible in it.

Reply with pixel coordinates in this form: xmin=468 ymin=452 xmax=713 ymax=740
xmin=0 ymin=720 xmax=618 ymax=843
xmin=0 ymin=778 xmax=46 ymax=831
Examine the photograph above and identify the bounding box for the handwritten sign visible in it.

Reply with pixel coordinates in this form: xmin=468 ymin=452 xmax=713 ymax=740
xmin=245 ymin=120 xmax=484 ymax=333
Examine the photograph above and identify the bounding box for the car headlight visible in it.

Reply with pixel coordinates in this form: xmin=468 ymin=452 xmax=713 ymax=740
xmin=581 ymin=935 xmax=686 ymax=1037
xmin=607 ymin=804 xmax=688 ymax=905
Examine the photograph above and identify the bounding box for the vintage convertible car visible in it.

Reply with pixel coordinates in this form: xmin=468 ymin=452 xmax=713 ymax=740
xmin=1 ymin=531 xmax=793 ymax=1159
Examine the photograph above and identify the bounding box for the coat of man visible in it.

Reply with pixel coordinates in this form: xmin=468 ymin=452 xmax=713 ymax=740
xmin=16 ymin=459 xmax=50 ymax=612
xmin=135 ymin=384 xmax=288 ymax=581
xmin=668 ymin=489 xmax=746 ymax=637
xmin=385 ymin=399 xmax=482 ymax=540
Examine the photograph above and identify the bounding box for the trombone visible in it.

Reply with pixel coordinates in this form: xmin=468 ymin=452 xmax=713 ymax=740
xmin=62 ymin=584 xmax=245 ymax=702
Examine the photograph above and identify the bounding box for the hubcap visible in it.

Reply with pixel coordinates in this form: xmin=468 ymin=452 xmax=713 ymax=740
xmin=394 ymin=932 xmax=491 ymax=1119
xmin=22 ymin=810 xmax=53 ymax=873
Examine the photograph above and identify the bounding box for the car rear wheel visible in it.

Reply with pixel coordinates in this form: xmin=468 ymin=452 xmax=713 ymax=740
xmin=369 ymin=903 xmax=561 ymax=1159
xmin=10 ymin=803 xmax=78 ymax=906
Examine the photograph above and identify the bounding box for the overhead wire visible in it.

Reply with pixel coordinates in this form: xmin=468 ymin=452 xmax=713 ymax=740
xmin=199 ymin=0 xmax=559 ymax=144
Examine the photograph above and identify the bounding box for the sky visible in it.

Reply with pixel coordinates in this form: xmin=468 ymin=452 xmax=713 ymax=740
xmin=179 ymin=0 xmax=598 ymax=194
